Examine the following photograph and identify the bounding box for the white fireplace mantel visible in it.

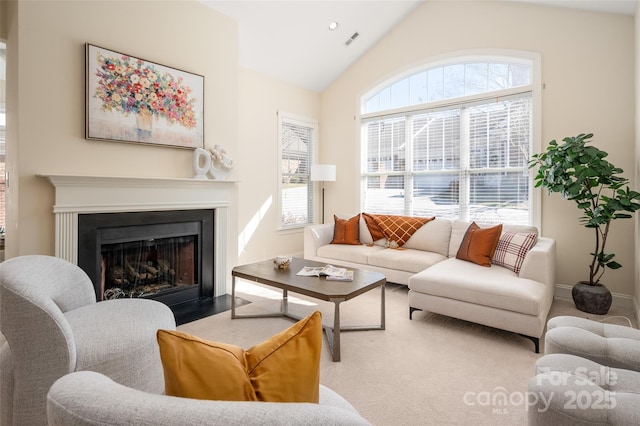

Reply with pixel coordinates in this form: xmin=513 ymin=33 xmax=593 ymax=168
xmin=40 ymin=174 xmax=234 ymax=297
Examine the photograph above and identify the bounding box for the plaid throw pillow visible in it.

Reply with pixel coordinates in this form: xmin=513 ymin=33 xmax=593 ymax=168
xmin=492 ymin=231 xmax=538 ymax=274
xmin=372 ymin=215 xmax=434 ymax=247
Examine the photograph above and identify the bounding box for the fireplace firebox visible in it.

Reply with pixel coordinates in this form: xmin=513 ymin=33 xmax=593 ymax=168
xmin=77 ymin=210 xmax=214 ymax=310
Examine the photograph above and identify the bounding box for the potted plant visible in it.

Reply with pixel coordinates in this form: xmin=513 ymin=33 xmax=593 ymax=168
xmin=529 ymin=133 xmax=640 ymax=314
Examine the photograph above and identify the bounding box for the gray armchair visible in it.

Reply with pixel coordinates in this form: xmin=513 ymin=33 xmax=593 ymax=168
xmin=0 ymin=255 xmax=176 ymax=425
xmin=47 ymin=371 xmax=370 ymax=425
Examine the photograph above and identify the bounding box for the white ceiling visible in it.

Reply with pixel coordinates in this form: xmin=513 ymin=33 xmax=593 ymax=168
xmin=202 ymin=0 xmax=637 ymax=92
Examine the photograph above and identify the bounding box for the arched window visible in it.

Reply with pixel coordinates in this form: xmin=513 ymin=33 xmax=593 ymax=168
xmin=360 ymin=54 xmax=538 ymax=226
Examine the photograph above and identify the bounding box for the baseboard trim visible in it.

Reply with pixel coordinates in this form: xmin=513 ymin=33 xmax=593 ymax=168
xmin=554 ymin=284 xmax=635 ymax=309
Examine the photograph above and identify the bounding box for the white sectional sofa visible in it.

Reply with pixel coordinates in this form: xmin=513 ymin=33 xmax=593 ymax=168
xmin=304 ymin=217 xmax=556 ymax=352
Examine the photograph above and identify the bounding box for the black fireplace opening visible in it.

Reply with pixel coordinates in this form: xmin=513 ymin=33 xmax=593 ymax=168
xmin=100 ymin=233 xmax=199 ymax=301
xmin=78 ymin=210 xmax=214 ymax=317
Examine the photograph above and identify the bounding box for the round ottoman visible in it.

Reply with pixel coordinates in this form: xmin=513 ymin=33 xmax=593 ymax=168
xmin=545 ymin=316 xmax=640 ymax=371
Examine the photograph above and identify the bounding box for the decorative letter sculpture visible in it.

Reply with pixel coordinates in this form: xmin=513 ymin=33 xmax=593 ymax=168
xmin=193 ymin=148 xmax=212 ymax=179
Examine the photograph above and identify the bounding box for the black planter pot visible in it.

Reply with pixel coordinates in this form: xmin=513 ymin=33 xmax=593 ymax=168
xmin=572 ymin=281 xmax=612 ymax=315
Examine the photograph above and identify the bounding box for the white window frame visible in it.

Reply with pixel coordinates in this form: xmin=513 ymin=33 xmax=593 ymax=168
xmin=277 ymin=111 xmax=318 ymax=231
xmin=357 ymin=50 xmax=541 ymax=228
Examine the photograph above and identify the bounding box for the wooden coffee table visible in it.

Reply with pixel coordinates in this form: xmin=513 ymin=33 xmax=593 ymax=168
xmin=231 ymin=257 xmax=386 ymax=362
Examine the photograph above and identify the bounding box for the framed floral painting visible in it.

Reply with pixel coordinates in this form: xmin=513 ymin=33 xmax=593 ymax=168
xmin=85 ymin=44 xmax=204 ymax=149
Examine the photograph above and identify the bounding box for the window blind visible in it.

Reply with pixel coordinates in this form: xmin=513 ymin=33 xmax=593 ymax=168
xmin=279 ymin=115 xmax=316 ymax=229
xmin=362 ymin=93 xmax=532 ymax=225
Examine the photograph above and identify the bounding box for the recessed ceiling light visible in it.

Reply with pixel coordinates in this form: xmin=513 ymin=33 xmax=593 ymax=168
xmin=328 ymin=22 xmax=339 ymax=31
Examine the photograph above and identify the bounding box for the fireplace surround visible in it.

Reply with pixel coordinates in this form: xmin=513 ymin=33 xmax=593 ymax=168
xmin=40 ymin=174 xmax=233 ymax=322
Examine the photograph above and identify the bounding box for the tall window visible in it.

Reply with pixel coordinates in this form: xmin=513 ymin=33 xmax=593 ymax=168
xmin=361 ymin=56 xmax=537 ymax=226
xmin=278 ymin=112 xmax=317 ymax=229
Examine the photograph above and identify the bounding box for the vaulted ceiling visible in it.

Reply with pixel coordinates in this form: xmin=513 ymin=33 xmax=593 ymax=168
xmin=202 ymin=1 xmax=637 ymax=92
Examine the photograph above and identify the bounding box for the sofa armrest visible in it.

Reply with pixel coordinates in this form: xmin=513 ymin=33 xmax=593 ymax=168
xmin=304 ymin=224 xmax=334 ymax=259
xmin=518 ymin=236 xmax=556 ymax=287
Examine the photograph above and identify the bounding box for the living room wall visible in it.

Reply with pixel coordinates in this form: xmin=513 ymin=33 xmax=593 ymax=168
xmin=237 ymin=67 xmax=320 ymax=265
xmin=6 ymin=1 xmax=638 ymax=303
xmin=320 ymin=1 xmax=636 ymax=299
xmin=5 ymin=1 xmax=240 ymax=277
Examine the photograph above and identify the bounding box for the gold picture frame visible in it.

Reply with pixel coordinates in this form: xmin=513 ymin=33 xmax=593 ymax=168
xmin=85 ymin=44 xmax=204 ymax=149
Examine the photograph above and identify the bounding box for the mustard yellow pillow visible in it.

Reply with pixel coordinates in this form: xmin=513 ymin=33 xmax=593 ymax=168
xmin=157 ymin=311 xmax=322 ymax=403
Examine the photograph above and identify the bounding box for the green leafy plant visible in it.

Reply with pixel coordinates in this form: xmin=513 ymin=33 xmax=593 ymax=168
xmin=529 ymin=133 xmax=640 ymax=285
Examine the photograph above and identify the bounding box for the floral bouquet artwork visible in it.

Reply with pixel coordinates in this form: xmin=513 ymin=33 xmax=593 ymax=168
xmin=86 ymin=44 xmax=204 ymax=149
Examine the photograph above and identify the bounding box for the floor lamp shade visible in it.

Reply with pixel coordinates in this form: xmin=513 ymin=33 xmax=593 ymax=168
xmin=310 ymin=164 xmax=336 ymax=224
xmin=310 ymin=164 xmax=336 ymax=182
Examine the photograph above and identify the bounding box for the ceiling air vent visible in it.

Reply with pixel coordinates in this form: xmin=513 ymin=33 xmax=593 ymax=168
xmin=345 ymin=32 xmax=359 ymax=47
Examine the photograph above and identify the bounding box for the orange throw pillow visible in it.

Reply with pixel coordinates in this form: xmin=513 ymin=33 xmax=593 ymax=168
xmin=456 ymin=222 xmax=503 ymax=266
xmin=331 ymin=214 xmax=361 ymax=245
xmin=157 ymin=311 xmax=322 ymax=403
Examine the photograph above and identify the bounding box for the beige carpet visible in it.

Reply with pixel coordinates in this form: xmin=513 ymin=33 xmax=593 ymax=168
xmin=178 ymin=281 xmax=636 ymax=426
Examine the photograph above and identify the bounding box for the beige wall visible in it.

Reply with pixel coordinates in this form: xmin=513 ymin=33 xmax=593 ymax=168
xmin=6 ymin=1 xmax=240 ymax=271
xmin=237 ymin=67 xmax=320 ymax=264
xmin=635 ymin=0 xmax=640 ymax=317
xmin=6 ymin=1 xmax=321 ymax=277
xmin=321 ymin=1 xmax=636 ymax=296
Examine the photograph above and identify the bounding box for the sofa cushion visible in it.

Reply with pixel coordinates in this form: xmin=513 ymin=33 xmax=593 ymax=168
xmin=492 ymin=231 xmax=538 ymax=274
xmin=403 ymin=218 xmax=452 ymax=257
xmin=358 ymin=214 xmax=374 ymax=245
xmin=502 ymin=224 xmax=538 ymax=235
xmin=331 ymin=214 xmax=361 ymax=245
xmin=448 ymin=220 xmax=472 ymax=257
xmin=367 ymin=248 xmax=446 ymax=273
xmin=362 ymin=213 xmax=387 ymax=243
xmin=455 ymin=223 xmax=502 ymax=266
xmin=317 ymin=243 xmax=385 ymax=264
xmin=409 ymin=258 xmax=548 ymax=316
xmin=157 ymin=311 xmax=322 ymax=403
